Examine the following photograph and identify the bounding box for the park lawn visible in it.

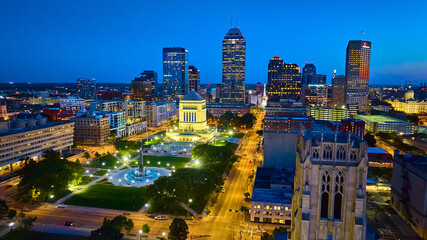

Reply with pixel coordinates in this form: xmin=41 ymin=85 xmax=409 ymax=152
xmin=47 ymin=188 xmax=71 ymax=203
xmin=130 ymin=155 xmax=191 ymax=170
xmin=88 ymin=154 xmax=120 ymax=169
xmin=93 ymin=169 xmax=108 ymax=176
xmin=64 ymin=184 xmax=147 ymax=211
xmin=0 ymin=230 xmax=89 ymax=240
xmin=78 ymin=176 xmax=96 ymax=185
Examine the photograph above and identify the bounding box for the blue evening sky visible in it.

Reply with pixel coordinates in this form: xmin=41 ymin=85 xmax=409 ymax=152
xmin=1 ymin=0 xmax=427 ymax=85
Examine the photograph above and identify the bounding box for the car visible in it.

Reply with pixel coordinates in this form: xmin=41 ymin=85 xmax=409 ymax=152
xmin=256 ymin=229 xmax=266 ymax=233
xmin=3 ymin=185 xmax=12 ymax=189
xmin=154 ymin=216 xmax=166 ymax=220
xmin=64 ymin=221 xmax=74 ymax=227
xmin=221 ymin=188 xmax=225 ymax=193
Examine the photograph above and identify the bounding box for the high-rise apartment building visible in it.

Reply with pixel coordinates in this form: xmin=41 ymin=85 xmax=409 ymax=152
xmin=163 ymin=47 xmax=189 ymax=100
xmin=302 ymin=63 xmax=316 ymax=84
xmin=301 ymin=84 xmax=329 ymax=107
xmin=132 ymin=71 xmax=158 ymax=101
xmin=221 ymin=27 xmax=246 ymax=103
xmin=77 ymin=78 xmax=96 ymax=100
xmin=345 ymin=40 xmax=371 ymax=112
xmin=267 ymin=56 xmax=301 ymax=102
xmin=188 ymin=66 xmax=200 ymax=93
xmin=292 ymin=131 xmax=368 ymax=240
xmin=332 ymin=71 xmax=347 ymax=106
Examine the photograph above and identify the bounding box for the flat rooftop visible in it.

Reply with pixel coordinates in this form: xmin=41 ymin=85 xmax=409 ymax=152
xmin=0 ymin=121 xmax=72 ymax=138
xmin=252 ymin=188 xmax=292 ymax=204
xmin=355 ymin=115 xmax=408 ymax=124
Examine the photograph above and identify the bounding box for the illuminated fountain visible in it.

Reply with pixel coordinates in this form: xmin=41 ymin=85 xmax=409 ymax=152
xmin=110 ymin=140 xmax=171 ymax=187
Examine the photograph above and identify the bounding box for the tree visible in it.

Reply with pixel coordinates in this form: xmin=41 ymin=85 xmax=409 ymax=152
xmin=261 ymin=232 xmax=273 ymax=240
xmin=16 ymin=212 xmax=37 ymax=231
xmin=90 ymin=223 xmax=123 ymax=240
xmin=240 ymin=206 xmax=249 ymax=213
xmin=0 ymin=199 xmax=9 ymax=216
xmin=363 ymin=133 xmax=376 ymax=147
xmin=109 ymin=215 xmax=134 ymax=234
xmin=244 ymin=192 xmax=250 ymax=199
xmin=273 ymin=227 xmax=287 ymax=234
xmin=95 ymin=152 xmax=101 ymax=158
xmin=15 ymin=151 xmax=83 ymax=202
xmin=7 ymin=209 xmax=17 ymax=220
xmin=84 ymin=152 xmax=91 ymax=160
xmin=142 ymin=224 xmax=150 ymax=235
xmin=44 ymin=149 xmax=60 ymax=160
xmin=168 ymin=218 xmax=189 ymax=240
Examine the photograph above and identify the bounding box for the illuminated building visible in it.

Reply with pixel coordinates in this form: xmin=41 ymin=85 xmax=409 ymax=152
xmin=331 ymin=72 xmax=347 ymax=106
xmin=267 ymin=56 xmax=301 ymax=102
xmin=387 ymin=88 xmax=427 ymax=114
xmin=77 ymin=78 xmax=96 ymax=100
xmin=146 ymin=101 xmax=176 ymax=127
xmin=163 ymin=47 xmax=189 ymax=100
xmin=188 ymin=65 xmax=200 ymax=92
xmin=301 ymin=84 xmax=329 ymax=107
xmin=308 ymin=106 xmax=349 ymax=122
xmin=206 ymin=102 xmax=251 ymax=118
xmin=221 ymin=27 xmax=246 ymax=103
xmin=354 ymin=115 xmax=415 ymax=134
xmin=72 ymin=113 xmax=110 ymax=145
xmin=345 ymin=40 xmax=371 ymax=112
xmin=326 ymin=118 xmax=365 ymax=138
xmin=132 ymin=71 xmax=158 ymax=101
xmin=0 ymin=114 xmax=74 ymax=170
xmin=60 ymin=98 xmax=88 ymax=115
xmin=0 ymin=104 xmax=7 ymax=119
xmin=166 ymin=90 xmax=216 ymax=143
xmin=302 ymin=63 xmax=316 ymax=84
xmin=292 ymin=131 xmax=368 ymax=240
xmin=308 ymin=74 xmax=327 ymax=84
xmin=28 ymin=97 xmax=60 ymax=105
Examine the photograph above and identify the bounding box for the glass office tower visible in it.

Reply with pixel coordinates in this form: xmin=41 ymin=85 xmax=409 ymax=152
xmin=163 ymin=47 xmax=189 ymax=100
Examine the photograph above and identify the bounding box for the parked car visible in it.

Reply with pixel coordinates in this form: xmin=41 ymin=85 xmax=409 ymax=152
xmin=154 ymin=216 xmax=166 ymax=220
xmin=65 ymin=221 xmax=74 ymax=227
xmin=2 ymin=185 xmax=12 ymax=189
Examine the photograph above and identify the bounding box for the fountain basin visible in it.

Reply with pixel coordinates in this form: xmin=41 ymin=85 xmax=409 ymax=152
xmin=109 ymin=167 xmax=172 ymax=187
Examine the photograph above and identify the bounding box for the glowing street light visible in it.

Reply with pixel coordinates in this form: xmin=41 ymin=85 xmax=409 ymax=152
xmin=158 ymin=161 xmax=161 ymax=165
xmin=162 ymin=232 xmax=166 ymax=236
xmin=195 ymin=160 xmax=200 ymax=165
xmin=189 ymin=199 xmax=193 ymax=203
xmin=102 ymin=162 xmax=106 ymax=166
xmin=85 ymin=170 xmax=89 ymax=173
xmin=50 ymin=194 xmax=54 ymax=199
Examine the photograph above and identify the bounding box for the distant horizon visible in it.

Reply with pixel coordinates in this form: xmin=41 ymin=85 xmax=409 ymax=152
xmin=2 ymin=1 xmax=427 ymax=85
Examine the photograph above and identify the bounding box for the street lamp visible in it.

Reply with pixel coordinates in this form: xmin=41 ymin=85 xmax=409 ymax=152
xmin=50 ymin=194 xmax=54 ymax=199
xmin=162 ymin=232 xmax=166 ymax=236
xmin=195 ymin=160 xmax=200 ymax=165
xmin=9 ymin=222 xmax=14 ymax=230
xmin=139 ymin=230 xmax=143 ymax=240
xmin=189 ymin=198 xmax=193 ymax=203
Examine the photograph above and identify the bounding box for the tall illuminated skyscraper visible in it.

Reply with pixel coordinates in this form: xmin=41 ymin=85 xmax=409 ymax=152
xmin=163 ymin=47 xmax=189 ymax=100
xmin=345 ymin=40 xmax=371 ymax=112
xmin=302 ymin=63 xmax=316 ymax=84
xmin=221 ymin=27 xmax=246 ymax=103
xmin=188 ymin=65 xmax=200 ymax=93
xmin=267 ymin=56 xmax=301 ymax=102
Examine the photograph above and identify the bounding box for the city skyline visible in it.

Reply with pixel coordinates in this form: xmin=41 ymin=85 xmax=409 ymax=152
xmin=2 ymin=0 xmax=427 ymax=85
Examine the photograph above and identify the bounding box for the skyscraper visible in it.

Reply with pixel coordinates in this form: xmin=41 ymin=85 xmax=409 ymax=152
xmin=302 ymin=63 xmax=316 ymax=84
xmin=267 ymin=56 xmax=301 ymax=102
xmin=132 ymin=70 xmax=158 ymax=101
xmin=188 ymin=66 xmax=200 ymax=93
xmin=77 ymin=78 xmax=96 ymax=100
xmin=345 ymin=40 xmax=371 ymax=112
xmin=221 ymin=27 xmax=246 ymax=103
xmin=332 ymin=71 xmax=347 ymax=106
xmin=163 ymin=47 xmax=189 ymax=100
xmin=292 ymin=131 xmax=368 ymax=240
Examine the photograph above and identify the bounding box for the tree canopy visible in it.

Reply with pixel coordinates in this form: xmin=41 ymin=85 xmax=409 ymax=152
xmin=90 ymin=215 xmax=134 ymax=240
xmin=168 ymin=218 xmax=189 ymax=240
xmin=15 ymin=149 xmax=83 ymax=202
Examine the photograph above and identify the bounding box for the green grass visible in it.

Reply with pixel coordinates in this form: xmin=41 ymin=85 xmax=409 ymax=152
xmin=129 ymin=155 xmax=191 ymax=170
xmin=1 ymin=231 xmax=88 ymax=240
xmin=219 ymin=132 xmax=244 ymax=139
xmin=78 ymin=176 xmax=95 ymax=185
xmin=93 ymin=169 xmax=108 ymax=176
xmin=47 ymin=188 xmax=71 ymax=203
xmin=64 ymin=184 xmax=147 ymax=211
xmin=87 ymin=154 xmax=120 ymax=169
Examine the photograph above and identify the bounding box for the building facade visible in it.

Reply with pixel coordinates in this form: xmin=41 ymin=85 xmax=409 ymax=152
xmin=309 ymin=106 xmax=349 ymax=122
xmin=301 ymin=84 xmax=329 ymax=107
xmin=354 ymin=115 xmax=415 ymax=135
xmin=72 ymin=114 xmax=110 ymax=145
xmin=327 ymin=118 xmax=365 ymax=138
xmin=0 ymin=115 xmax=74 ymax=169
xmin=132 ymin=70 xmax=158 ymax=101
xmin=264 ymin=116 xmax=315 ymax=132
xmin=146 ymin=101 xmax=176 ymax=127
xmin=391 ymin=152 xmax=427 ymax=239
xmin=332 ymin=73 xmax=347 ymax=106
xmin=221 ymin=28 xmax=246 ymax=103
xmin=267 ymin=56 xmax=301 ymax=102
xmin=291 ymin=131 xmax=368 ymax=240
xmin=163 ymin=47 xmax=189 ymax=100
xmin=77 ymin=78 xmax=96 ymax=100
xmin=345 ymin=40 xmax=371 ymax=112
xmin=60 ymin=98 xmax=89 ymax=115
xmin=302 ymin=63 xmax=316 ymax=85
xmin=188 ymin=65 xmax=200 ymax=93
xmin=206 ymin=102 xmax=251 ymax=118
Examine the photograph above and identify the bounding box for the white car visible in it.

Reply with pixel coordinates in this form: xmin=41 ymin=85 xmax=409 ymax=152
xmin=221 ymin=188 xmax=225 ymax=193
xmin=154 ymin=216 xmax=166 ymax=220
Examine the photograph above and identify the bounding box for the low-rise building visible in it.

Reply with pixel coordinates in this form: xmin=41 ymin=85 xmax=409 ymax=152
xmin=71 ymin=113 xmax=110 ymax=145
xmin=309 ymin=106 xmax=349 ymax=121
xmin=391 ymin=152 xmax=427 ymax=239
xmin=0 ymin=114 xmax=74 ymax=169
xmin=326 ymin=118 xmax=365 ymax=138
xmin=146 ymin=101 xmax=176 ymax=127
xmin=264 ymin=116 xmax=314 ymax=132
xmin=60 ymin=97 xmax=89 ymax=115
xmin=0 ymin=104 xmax=7 ymax=119
xmin=206 ymin=102 xmax=251 ymax=118
xmin=265 ymin=105 xmax=308 ymax=117
xmin=251 ymin=167 xmax=294 ymax=225
xmin=354 ymin=115 xmax=415 ymax=135
xmin=28 ymin=97 xmax=60 ymax=105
